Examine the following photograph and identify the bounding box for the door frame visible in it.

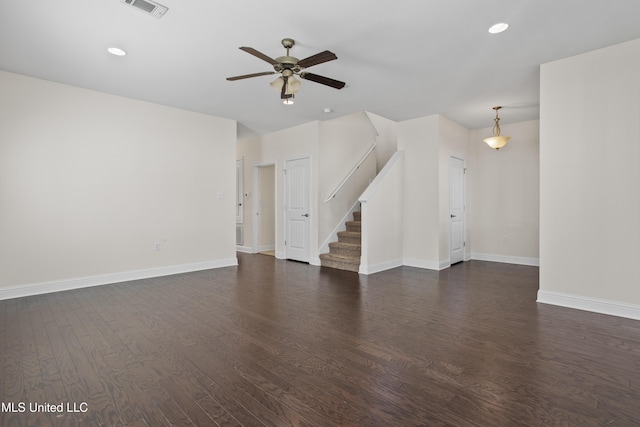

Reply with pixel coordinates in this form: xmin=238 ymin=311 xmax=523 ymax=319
xmin=236 ymin=158 xmax=244 ymax=224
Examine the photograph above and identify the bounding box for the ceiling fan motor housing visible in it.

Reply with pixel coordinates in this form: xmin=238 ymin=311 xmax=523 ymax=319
xmin=274 ymin=56 xmax=301 ymax=73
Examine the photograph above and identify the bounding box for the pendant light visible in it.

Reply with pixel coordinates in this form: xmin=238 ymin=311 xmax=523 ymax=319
xmin=483 ymin=106 xmax=511 ymax=150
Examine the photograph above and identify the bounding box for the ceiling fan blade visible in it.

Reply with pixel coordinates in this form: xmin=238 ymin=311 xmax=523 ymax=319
xmin=300 ymin=72 xmax=346 ymax=89
xmin=226 ymin=71 xmax=276 ymax=81
xmin=297 ymin=50 xmax=338 ymax=68
xmin=239 ymin=47 xmax=279 ymax=65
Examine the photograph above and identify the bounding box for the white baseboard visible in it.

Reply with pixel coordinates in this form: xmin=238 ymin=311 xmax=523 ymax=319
xmin=236 ymin=245 xmax=254 ymax=253
xmin=439 ymin=259 xmax=452 ymax=270
xmin=471 ymin=252 xmax=539 ymax=266
xmin=402 ymin=258 xmax=444 ymax=271
xmin=537 ymin=290 xmax=640 ymax=321
xmin=359 ymin=258 xmax=402 ymax=275
xmin=0 ymin=258 xmax=238 ymax=301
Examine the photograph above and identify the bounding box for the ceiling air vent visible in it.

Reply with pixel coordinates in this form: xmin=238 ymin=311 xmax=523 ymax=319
xmin=121 ymin=0 xmax=168 ymax=18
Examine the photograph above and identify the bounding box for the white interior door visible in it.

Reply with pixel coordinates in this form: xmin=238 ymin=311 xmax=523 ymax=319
xmin=285 ymin=157 xmax=310 ymax=262
xmin=450 ymin=156 xmax=465 ymax=265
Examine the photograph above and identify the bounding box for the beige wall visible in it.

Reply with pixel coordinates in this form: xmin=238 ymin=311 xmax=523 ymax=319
xmin=359 ymin=151 xmax=404 ymax=273
xmin=367 ymin=112 xmax=398 ymax=171
xmin=469 ymin=120 xmax=540 ymax=264
xmin=318 ymin=112 xmax=377 ymax=252
xmin=398 ymin=115 xmax=441 ymax=269
xmin=397 ymin=113 xmax=538 ymax=270
xmin=0 ymin=71 xmax=237 ymax=293
xmin=539 ymin=38 xmax=640 ymax=315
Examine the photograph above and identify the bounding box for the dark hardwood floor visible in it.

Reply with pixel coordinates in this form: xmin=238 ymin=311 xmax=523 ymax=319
xmin=2 ymin=253 xmax=640 ymax=426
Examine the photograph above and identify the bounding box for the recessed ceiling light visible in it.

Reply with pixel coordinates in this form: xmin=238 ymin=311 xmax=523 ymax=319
xmin=323 ymin=108 xmax=333 ymax=114
xmin=488 ymin=23 xmax=509 ymax=34
xmin=107 ymin=47 xmax=127 ymax=56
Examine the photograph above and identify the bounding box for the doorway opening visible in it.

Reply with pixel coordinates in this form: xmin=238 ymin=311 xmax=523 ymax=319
xmin=449 ymin=156 xmax=466 ymax=265
xmin=254 ymin=164 xmax=276 ymax=256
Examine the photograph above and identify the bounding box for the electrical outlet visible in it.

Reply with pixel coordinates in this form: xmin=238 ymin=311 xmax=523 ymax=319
xmin=154 ymin=242 xmax=161 ymax=252
xmin=501 ymin=235 xmax=508 ymax=243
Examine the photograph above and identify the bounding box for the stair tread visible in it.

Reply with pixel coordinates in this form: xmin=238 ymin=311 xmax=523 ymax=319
xmin=337 ymin=230 xmax=361 ymax=236
xmin=320 ymin=253 xmax=360 ymax=261
xmin=329 ymin=241 xmax=361 ymax=248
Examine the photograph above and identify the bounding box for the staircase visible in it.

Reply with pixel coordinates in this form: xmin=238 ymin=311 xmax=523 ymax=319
xmin=319 ymin=211 xmax=361 ymax=273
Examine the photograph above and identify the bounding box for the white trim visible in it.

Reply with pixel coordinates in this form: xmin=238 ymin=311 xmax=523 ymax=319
xmin=359 ymin=151 xmax=403 ymax=203
xmin=359 ymin=258 xmax=403 ymax=275
xmin=471 ymin=252 xmax=539 ymax=266
xmin=236 ymin=245 xmax=254 ymax=253
xmin=402 ymin=258 xmax=444 ymax=271
xmin=236 ymin=158 xmax=244 ymax=224
xmin=439 ymin=260 xmax=451 ymax=270
xmin=309 ymin=256 xmax=321 ymax=266
xmin=0 ymin=258 xmax=238 ymax=301
xmin=362 ymin=111 xmax=380 ymax=137
xmin=258 ymin=245 xmax=275 ymax=252
xmin=537 ymin=290 xmax=640 ymax=321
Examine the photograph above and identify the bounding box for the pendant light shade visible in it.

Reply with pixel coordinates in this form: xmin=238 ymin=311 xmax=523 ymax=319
xmin=483 ymin=106 xmax=511 ymax=150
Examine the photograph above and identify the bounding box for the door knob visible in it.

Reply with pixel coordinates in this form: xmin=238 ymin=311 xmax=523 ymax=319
xmin=450 ymin=214 xmax=456 ymax=218
xmin=302 ymin=213 xmax=309 ymax=217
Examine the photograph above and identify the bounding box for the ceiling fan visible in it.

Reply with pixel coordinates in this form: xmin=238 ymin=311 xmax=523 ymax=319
xmin=226 ymin=38 xmax=346 ymax=104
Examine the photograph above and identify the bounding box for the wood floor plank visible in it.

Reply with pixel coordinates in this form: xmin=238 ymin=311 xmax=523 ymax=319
xmin=2 ymin=254 xmax=640 ymax=426
xmin=195 ymin=394 xmax=242 ymax=427
xmin=1 ymin=299 xmax=26 ymax=427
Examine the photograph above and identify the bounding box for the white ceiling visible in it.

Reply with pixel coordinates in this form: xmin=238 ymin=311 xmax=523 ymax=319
xmin=2 ymin=0 xmax=640 ymax=138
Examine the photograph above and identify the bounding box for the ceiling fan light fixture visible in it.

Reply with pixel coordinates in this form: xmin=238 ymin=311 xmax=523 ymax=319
xmin=285 ymin=75 xmax=301 ymax=94
xmin=483 ymin=106 xmax=511 ymax=150
xmin=270 ymin=77 xmax=284 ymax=91
xmin=283 ymin=96 xmax=294 ymax=105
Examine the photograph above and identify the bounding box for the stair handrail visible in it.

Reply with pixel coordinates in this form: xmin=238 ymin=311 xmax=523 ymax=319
xmin=324 ymin=143 xmax=376 ymax=202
